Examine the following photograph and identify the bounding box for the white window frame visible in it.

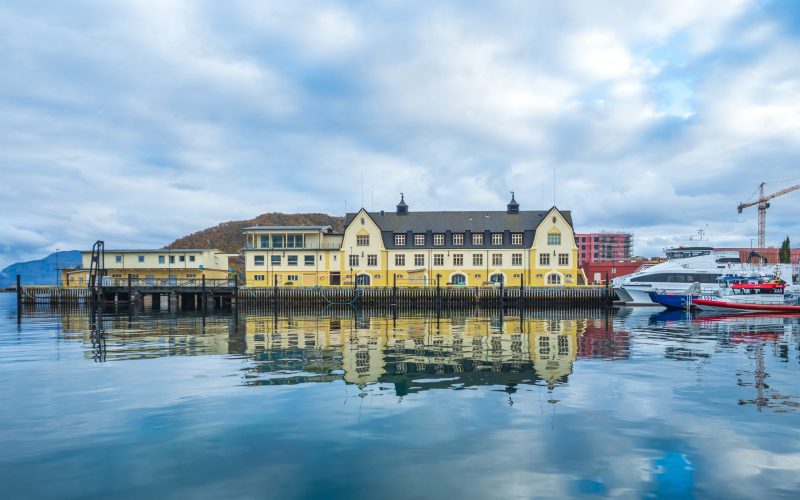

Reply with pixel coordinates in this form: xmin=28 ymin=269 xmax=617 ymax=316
xmin=558 ymin=253 xmax=569 ymax=266
xmin=414 ymin=234 xmax=425 ymax=246
xmin=453 ymin=233 xmax=464 ymax=246
xmin=548 ymin=233 xmax=561 ymax=245
xmin=357 ymin=235 xmax=369 ymax=246
xmin=453 ymin=254 xmax=463 ymax=266
xmin=539 ymin=253 xmax=550 ymax=266
xmin=472 ymin=233 xmax=483 ymax=245
xmin=492 ymin=233 xmax=503 ymax=245
xmin=395 ymin=234 xmax=406 ymax=246
xmin=512 ymin=253 xmax=522 ymax=266
xmin=433 ymin=234 xmax=444 ymax=246
xmin=473 ymin=254 xmax=483 ymax=266
xmin=395 ymin=254 xmax=405 ymax=266
xmin=433 ymin=254 xmax=444 ymax=266
xmin=511 ymin=233 xmax=523 ymax=245
xmin=414 ymin=254 xmax=425 ymax=266
xmin=367 ymin=254 xmax=378 ymax=266
xmin=491 ymin=253 xmax=502 ymax=266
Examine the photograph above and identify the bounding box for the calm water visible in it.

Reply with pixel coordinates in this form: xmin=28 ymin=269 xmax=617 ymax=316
xmin=2 ymin=294 xmax=800 ymax=499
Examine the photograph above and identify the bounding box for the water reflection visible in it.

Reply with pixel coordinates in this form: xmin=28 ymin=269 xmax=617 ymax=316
xmin=42 ymin=305 xmax=800 ymax=413
xmin=6 ymin=299 xmax=800 ymax=498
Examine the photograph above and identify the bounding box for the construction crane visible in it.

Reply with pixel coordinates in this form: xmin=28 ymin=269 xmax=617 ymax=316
xmin=737 ymin=181 xmax=800 ymax=248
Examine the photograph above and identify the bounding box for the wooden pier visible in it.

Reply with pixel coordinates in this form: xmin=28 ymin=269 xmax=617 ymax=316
xmin=237 ymin=285 xmax=613 ymax=308
xmin=16 ymin=272 xmax=613 ymax=309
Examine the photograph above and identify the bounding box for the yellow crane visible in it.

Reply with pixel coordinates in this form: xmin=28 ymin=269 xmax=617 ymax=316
xmin=737 ymin=181 xmax=800 ymax=248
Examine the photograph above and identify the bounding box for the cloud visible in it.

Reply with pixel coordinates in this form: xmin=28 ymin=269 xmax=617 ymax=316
xmin=1 ymin=0 xmax=800 ymax=266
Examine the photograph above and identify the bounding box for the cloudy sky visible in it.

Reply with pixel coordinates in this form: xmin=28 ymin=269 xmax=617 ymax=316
xmin=2 ymin=0 xmax=800 ymax=267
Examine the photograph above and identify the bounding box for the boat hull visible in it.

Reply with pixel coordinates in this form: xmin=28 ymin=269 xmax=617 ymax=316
xmin=691 ymin=298 xmax=800 ymax=314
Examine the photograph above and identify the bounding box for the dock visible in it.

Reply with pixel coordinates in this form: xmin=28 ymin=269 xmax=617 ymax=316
xmin=16 ymin=272 xmax=614 ymax=309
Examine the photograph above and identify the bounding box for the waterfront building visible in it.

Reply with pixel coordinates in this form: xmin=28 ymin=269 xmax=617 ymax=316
xmin=337 ymin=194 xmax=583 ymax=287
xmin=576 ymin=232 xmax=633 ymax=265
xmin=242 ymin=195 xmax=583 ymax=287
xmin=242 ymin=225 xmax=343 ymax=286
xmin=62 ymin=249 xmax=231 ymax=287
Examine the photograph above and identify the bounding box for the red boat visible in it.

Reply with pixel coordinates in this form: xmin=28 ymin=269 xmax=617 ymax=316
xmin=692 ymin=281 xmax=800 ymax=313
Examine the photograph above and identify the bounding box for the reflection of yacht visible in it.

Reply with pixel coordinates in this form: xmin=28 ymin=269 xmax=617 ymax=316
xmin=612 ymin=245 xmax=798 ymax=305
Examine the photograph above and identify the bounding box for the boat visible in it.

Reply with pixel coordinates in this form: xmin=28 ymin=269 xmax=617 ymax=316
xmin=613 ymin=244 xmax=800 ymax=305
xmin=691 ymin=275 xmax=800 ymax=313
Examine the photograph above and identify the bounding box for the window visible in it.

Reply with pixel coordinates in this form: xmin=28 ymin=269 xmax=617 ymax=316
xmin=548 ymin=233 xmax=561 ymax=245
xmin=558 ymin=253 xmax=569 ymax=266
xmin=357 ymin=235 xmax=369 ymax=246
xmin=254 ymin=255 xmax=265 ymax=266
xmin=179 ymin=255 xmax=185 ymax=262
xmin=492 ymin=233 xmax=503 ymax=245
xmin=287 ymin=274 xmax=299 ymax=282
xmin=138 ymin=255 xmax=145 ymax=263
xmin=512 ymin=233 xmax=523 ymax=245
xmin=451 ymin=274 xmax=466 ymax=285
xmin=115 ymin=255 xmax=122 ymax=263
xmin=254 ymin=275 xmax=265 ymax=281
xmin=547 ymin=274 xmax=561 ymax=285
xmin=159 ymin=255 xmax=165 ymax=264
xmin=367 ymin=254 xmax=377 ymax=266
xmin=540 ymin=253 xmax=550 ymax=266
xmin=472 ymin=233 xmax=483 ymax=245
xmin=287 ymin=234 xmax=303 ymax=248
xmin=260 ymin=235 xmax=269 ymax=248
xmin=349 ymin=255 xmax=359 ymax=267
xmin=473 ymin=254 xmax=483 ymax=266
xmin=185 ymin=273 xmax=195 ymax=278
xmin=189 ymin=255 xmax=195 ymax=262
xmin=111 ymin=273 xmax=122 ymax=278
xmin=287 ymin=256 xmax=298 ymax=266
xmin=512 ymin=253 xmax=522 ymax=266
xmin=453 ymin=233 xmax=464 ymax=245
xmin=453 ymin=254 xmax=463 ymax=266
xmin=271 ymin=255 xmax=281 ymax=266
xmin=272 ymin=234 xmax=285 ymax=248
xmin=304 ymin=255 xmax=314 ymax=266
xmin=395 ymin=254 xmax=405 ymax=266
xmin=395 ymin=234 xmax=406 ymax=246
xmin=492 ymin=253 xmax=502 ymax=266
xmin=433 ymin=234 xmax=444 ymax=246
xmin=414 ymin=254 xmax=425 ymax=266
xmin=169 ymin=256 xmax=175 ymax=264
xmin=434 ymin=254 xmax=444 ymax=266
xmin=414 ymin=234 xmax=425 ymax=245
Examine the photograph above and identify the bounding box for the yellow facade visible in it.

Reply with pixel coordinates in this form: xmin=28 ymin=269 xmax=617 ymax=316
xmin=62 ymin=249 xmax=231 ymax=288
xmin=243 ymin=226 xmax=343 ymax=286
xmin=242 ymin=202 xmax=584 ymax=287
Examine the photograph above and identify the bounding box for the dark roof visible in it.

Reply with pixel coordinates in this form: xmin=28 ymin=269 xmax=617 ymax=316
xmin=345 ymin=209 xmax=573 ymax=232
xmin=345 ymin=208 xmax=574 ymax=250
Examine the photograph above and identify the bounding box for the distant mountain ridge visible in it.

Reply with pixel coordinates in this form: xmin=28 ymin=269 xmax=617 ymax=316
xmin=167 ymin=213 xmax=345 ymax=254
xmin=0 ymin=251 xmax=81 ymax=288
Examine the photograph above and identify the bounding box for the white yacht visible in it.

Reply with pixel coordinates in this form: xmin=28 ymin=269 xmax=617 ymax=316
xmin=612 ymin=246 xmax=799 ymax=305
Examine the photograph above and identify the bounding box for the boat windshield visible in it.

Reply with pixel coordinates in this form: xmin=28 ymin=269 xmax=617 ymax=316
xmin=665 ymin=247 xmax=713 ymax=260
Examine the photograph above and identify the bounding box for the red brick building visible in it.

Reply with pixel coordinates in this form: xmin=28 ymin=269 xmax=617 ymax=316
xmin=576 ymin=232 xmax=633 ymax=265
xmin=716 ymin=248 xmax=800 ymax=265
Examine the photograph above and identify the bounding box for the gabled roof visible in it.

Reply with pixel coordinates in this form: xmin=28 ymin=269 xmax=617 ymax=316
xmin=345 ymin=209 xmax=573 ymax=232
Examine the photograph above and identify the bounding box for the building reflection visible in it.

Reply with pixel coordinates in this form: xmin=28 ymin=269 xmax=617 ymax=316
xmin=241 ymin=311 xmax=626 ymax=393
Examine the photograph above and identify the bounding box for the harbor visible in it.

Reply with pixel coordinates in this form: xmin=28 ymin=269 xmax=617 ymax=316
xmin=3 ymin=294 xmax=800 ymax=498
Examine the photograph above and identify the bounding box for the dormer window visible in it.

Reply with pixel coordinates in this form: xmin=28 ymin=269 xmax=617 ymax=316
xmin=433 ymin=234 xmax=444 ymax=246
xmin=472 ymin=233 xmax=483 ymax=245
xmin=395 ymin=234 xmax=406 ymax=246
xmin=512 ymin=233 xmax=523 ymax=245
xmin=453 ymin=233 xmax=464 ymax=245
xmin=491 ymin=233 xmax=503 ymax=245
xmin=414 ymin=234 xmax=425 ymax=246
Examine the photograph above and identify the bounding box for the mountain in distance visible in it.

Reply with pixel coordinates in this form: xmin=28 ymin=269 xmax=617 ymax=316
xmin=0 ymin=251 xmax=81 ymax=288
xmin=167 ymin=213 xmax=345 ymax=254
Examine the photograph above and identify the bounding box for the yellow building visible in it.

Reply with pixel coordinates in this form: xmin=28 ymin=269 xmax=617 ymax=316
xmin=62 ymin=248 xmax=232 ymax=287
xmin=339 ymin=194 xmax=583 ymax=286
xmin=243 ymin=194 xmax=584 ymax=287
xmin=242 ymin=225 xmax=343 ymax=286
